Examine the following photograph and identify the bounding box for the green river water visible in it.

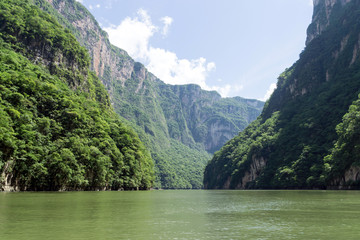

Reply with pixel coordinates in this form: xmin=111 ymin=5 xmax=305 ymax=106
xmin=0 ymin=190 xmax=359 ymax=239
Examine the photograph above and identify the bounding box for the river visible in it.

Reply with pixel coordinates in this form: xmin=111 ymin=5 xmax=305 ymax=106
xmin=1 ymin=190 xmax=359 ymax=239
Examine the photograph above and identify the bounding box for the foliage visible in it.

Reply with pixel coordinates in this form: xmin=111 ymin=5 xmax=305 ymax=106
xmin=324 ymin=95 xmax=360 ymax=186
xmin=204 ymin=112 xmax=279 ymax=189
xmin=0 ymin=0 xmax=154 ymax=191
xmin=113 ymin=78 xmax=261 ymax=189
xmin=204 ymin=0 xmax=360 ymax=189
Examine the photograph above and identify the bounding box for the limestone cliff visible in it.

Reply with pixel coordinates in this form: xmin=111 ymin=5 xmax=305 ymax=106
xmin=329 ymin=166 xmax=360 ymax=189
xmin=306 ymin=0 xmax=352 ymax=45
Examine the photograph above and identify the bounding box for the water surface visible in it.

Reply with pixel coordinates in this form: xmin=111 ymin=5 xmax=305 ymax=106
xmin=1 ymin=190 xmax=359 ymax=239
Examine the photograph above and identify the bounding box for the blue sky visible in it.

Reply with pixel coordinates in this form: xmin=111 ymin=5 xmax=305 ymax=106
xmin=76 ymin=0 xmax=313 ymax=101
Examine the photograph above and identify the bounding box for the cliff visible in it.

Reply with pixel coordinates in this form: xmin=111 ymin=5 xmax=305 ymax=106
xmin=204 ymin=0 xmax=360 ymax=189
xmin=306 ymin=0 xmax=352 ymax=45
xmin=38 ymin=0 xmax=264 ymax=188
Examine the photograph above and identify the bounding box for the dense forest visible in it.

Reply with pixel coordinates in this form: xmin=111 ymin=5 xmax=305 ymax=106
xmin=37 ymin=0 xmax=264 ymax=189
xmin=204 ymin=0 xmax=360 ymax=189
xmin=0 ymin=0 xmax=154 ymax=191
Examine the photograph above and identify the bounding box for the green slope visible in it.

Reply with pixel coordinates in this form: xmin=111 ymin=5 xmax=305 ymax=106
xmin=0 ymin=0 xmax=154 ymax=191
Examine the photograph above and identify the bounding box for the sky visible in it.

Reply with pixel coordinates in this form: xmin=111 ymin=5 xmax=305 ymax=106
xmin=76 ymin=0 xmax=314 ymax=101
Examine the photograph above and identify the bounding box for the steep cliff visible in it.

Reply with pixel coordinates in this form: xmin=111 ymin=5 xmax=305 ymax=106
xmin=204 ymin=0 xmax=360 ymax=189
xmin=38 ymin=0 xmax=264 ymax=188
xmin=306 ymin=0 xmax=352 ymax=45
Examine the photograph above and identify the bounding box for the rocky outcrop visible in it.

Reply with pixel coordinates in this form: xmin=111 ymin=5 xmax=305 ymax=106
xmin=307 ymin=0 xmax=352 ymax=45
xmin=168 ymin=85 xmax=264 ymax=152
xmin=212 ymin=155 xmax=267 ymax=189
xmin=205 ymin=120 xmax=235 ymax=153
xmin=0 ymin=161 xmax=18 ymax=192
xmin=45 ymin=0 xmax=138 ymax=96
xmin=329 ymin=166 xmax=360 ymax=189
xmin=238 ymin=156 xmax=267 ymax=189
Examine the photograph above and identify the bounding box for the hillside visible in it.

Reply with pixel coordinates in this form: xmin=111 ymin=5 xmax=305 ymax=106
xmin=0 ymin=0 xmax=154 ymax=191
xmin=38 ymin=0 xmax=264 ymax=189
xmin=204 ymin=0 xmax=360 ymax=189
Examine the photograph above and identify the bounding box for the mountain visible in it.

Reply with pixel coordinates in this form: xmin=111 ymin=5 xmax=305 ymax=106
xmin=0 ymin=0 xmax=154 ymax=191
xmin=37 ymin=0 xmax=264 ymax=189
xmin=204 ymin=0 xmax=360 ymax=189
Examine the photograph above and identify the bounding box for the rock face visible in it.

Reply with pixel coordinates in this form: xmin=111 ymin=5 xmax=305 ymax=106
xmin=329 ymin=166 xmax=360 ymax=189
xmin=1 ymin=162 xmax=17 ymax=192
xmin=204 ymin=0 xmax=360 ymax=189
xmin=42 ymin=0 xmax=137 ymax=96
xmin=168 ymin=85 xmax=264 ymax=153
xmin=41 ymin=0 xmax=264 ymax=188
xmin=307 ymin=0 xmax=352 ymax=45
xmin=239 ymin=156 xmax=266 ymax=189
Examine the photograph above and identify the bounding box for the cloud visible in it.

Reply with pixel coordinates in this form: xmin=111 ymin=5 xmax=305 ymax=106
xmin=261 ymin=83 xmax=277 ymax=101
xmin=88 ymin=4 xmax=100 ymax=10
xmin=75 ymin=0 xmax=83 ymax=3
xmin=308 ymin=0 xmax=313 ymax=7
xmin=209 ymin=84 xmax=244 ymax=98
xmin=104 ymin=9 xmax=219 ymax=94
xmin=104 ymin=9 xmax=156 ymax=60
xmin=160 ymin=16 xmax=173 ymax=36
xmin=207 ymin=62 xmax=216 ymax=71
xmin=146 ymin=48 xmax=215 ymax=90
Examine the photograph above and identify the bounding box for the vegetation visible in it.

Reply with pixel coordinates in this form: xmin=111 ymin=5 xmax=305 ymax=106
xmin=113 ymin=80 xmax=213 ymax=189
xmin=0 ymin=0 xmax=154 ymax=191
xmin=112 ymin=77 xmax=262 ymax=189
xmin=204 ymin=0 xmax=360 ymax=189
xmin=324 ymin=95 xmax=360 ymax=186
xmin=38 ymin=0 xmax=264 ymax=189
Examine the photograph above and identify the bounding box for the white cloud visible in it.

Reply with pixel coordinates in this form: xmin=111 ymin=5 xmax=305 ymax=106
xmin=105 ymin=9 xmax=220 ymax=94
xmin=261 ymin=83 xmax=277 ymax=101
xmin=213 ymin=84 xmax=232 ymax=97
xmin=146 ymin=48 xmax=215 ymax=89
xmin=160 ymin=16 xmax=173 ymax=36
xmin=308 ymin=0 xmax=313 ymax=7
xmin=210 ymin=84 xmax=243 ymax=98
xmin=89 ymin=4 xmax=100 ymax=9
xmin=104 ymin=9 xmax=156 ymax=60
xmin=75 ymin=0 xmax=83 ymax=3
xmin=207 ymin=62 xmax=216 ymax=71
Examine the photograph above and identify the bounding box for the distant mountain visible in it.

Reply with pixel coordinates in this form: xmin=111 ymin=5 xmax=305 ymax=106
xmin=0 ymin=0 xmax=154 ymax=191
xmin=204 ymin=0 xmax=360 ymax=189
xmin=39 ymin=0 xmax=264 ymax=189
